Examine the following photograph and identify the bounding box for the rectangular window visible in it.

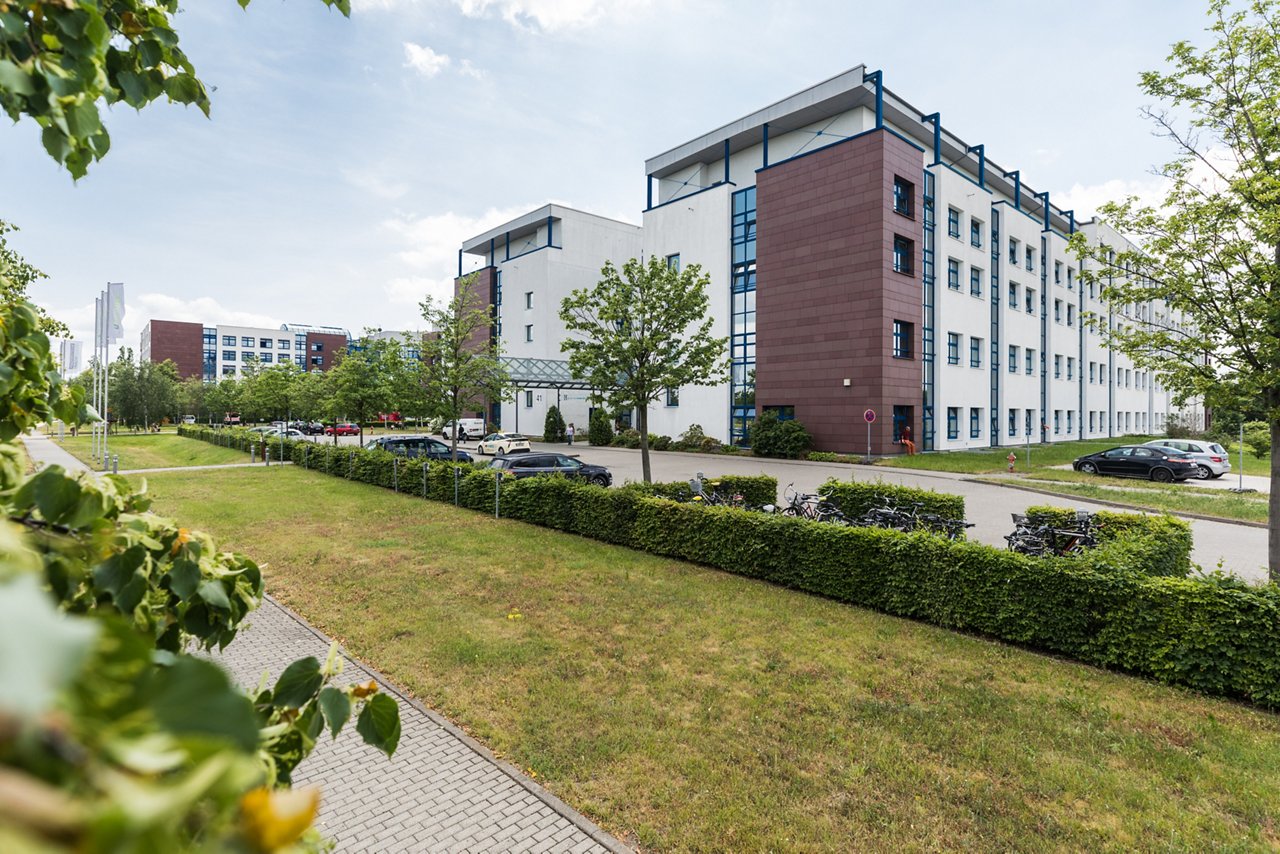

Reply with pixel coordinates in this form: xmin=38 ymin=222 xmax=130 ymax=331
xmin=311 ymin=342 xmax=324 ymax=352
xmin=1026 ymin=409 xmax=1035 ymax=437
xmin=1054 ymin=410 xmax=1061 ymax=434
xmin=1009 ymin=281 xmax=1019 ymax=309
xmin=970 ymin=218 xmax=983 ymax=248
xmin=295 ymin=355 xmax=305 ymax=367
xmin=1067 ymin=304 xmax=1076 ymax=327
xmin=241 ymin=351 xmax=254 ymax=362
xmin=1054 ymin=299 xmax=1063 ymax=323
xmin=1067 ymin=357 xmax=1075 ymax=380
xmin=1067 ymin=267 xmax=1075 ymax=290
xmin=1025 ymin=348 xmax=1035 ymax=375
xmin=525 ymin=291 xmax=533 ymax=309
xmin=278 ymin=339 xmax=290 ymax=350
xmin=222 ymin=365 xmax=236 ymax=376
xmin=1008 ymin=408 xmax=1018 ymax=437
xmin=1054 ymin=354 xmax=1063 ymax=378
xmin=969 ymin=407 xmax=981 ymax=438
xmin=892 ymin=176 xmax=914 ymax=217
xmin=1089 ymin=411 xmax=1096 ymax=432
xmin=223 ymin=350 xmax=236 ymax=362
xmin=970 ymin=337 xmax=982 ymax=368
xmin=665 ymin=387 xmax=680 ymax=407
xmin=969 ymin=266 xmax=982 ymax=297
xmin=260 ymin=353 xmax=272 ymax=363
xmin=1008 ymin=345 xmax=1019 ymax=374
xmin=665 ymin=253 xmax=680 ymax=272
xmin=259 ymin=338 xmax=272 ymax=348
xmin=1025 ymin=246 xmax=1034 ymax=271
xmin=524 ymin=324 xmax=533 ymax=342
xmin=310 ymin=356 xmax=322 ymax=366
xmin=892 ymin=320 xmax=914 ymax=359
xmin=241 ymin=336 xmax=253 ymax=347
xmin=947 ymin=207 xmax=961 ymax=238
xmin=947 ymin=332 xmax=960 ymax=365
xmin=892 ymin=235 xmax=915 ymax=275
xmin=947 ymin=258 xmax=960 ymax=290
xmin=1009 ymin=237 xmax=1019 ymax=265
xmin=1025 ymin=287 xmax=1035 ymax=314
xmin=524 ymin=391 xmax=533 ymax=408
xmin=223 ymin=335 xmax=235 ymax=346
xmin=1089 ymin=362 xmax=1095 ymax=383
xmin=1067 ymin=410 xmax=1074 ymax=434
xmin=947 ymin=407 xmax=959 ymax=440
xmin=1054 ymin=261 xmax=1063 ymax=284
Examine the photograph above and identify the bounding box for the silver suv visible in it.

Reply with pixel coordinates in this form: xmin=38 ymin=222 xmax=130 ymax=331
xmin=1143 ymin=439 xmax=1231 ymax=479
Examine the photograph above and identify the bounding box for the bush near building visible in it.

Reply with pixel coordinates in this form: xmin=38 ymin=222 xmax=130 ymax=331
xmin=543 ymin=406 xmax=566 ymax=443
xmin=588 ymin=409 xmax=614 ymax=447
xmin=749 ymin=410 xmax=812 ymax=459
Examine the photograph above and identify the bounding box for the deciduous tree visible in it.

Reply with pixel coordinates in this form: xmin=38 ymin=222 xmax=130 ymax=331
xmin=560 ymin=257 xmax=728 ymax=483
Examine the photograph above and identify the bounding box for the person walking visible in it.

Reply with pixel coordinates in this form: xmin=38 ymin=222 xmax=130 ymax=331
xmin=900 ymin=424 xmax=916 ymax=455
xmin=566 ymin=422 xmax=575 ymax=446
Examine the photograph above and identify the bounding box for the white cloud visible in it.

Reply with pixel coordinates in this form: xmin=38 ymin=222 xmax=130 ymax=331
xmin=403 ymin=42 xmax=452 ymax=77
xmin=341 ymin=166 xmax=410 ymax=201
xmin=357 ymin=0 xmax=648 ymax=32
xmin=1052 ymin=176 xmax=1167 ymax=222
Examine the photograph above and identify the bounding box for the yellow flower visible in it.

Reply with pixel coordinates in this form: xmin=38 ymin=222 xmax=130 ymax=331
xmin=352 ymin=680 xmax=379 ymax=699
xmin=240 ymin=786 xmax=319 ymax=852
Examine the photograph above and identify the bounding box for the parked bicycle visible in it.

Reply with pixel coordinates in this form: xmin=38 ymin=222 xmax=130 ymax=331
xmin=779 ymin=483 xmax=850 ymax=524
xmin=689 ymin=472 xmax=746 ymax=509
xmin=1005 ymin=510 xmax=1097 ymax=557
xmin=854 ymin=493 xmax=974 ymax=540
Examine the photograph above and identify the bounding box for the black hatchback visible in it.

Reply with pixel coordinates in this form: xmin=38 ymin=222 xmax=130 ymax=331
xmin=365 ymin=435 xmax=473 ymax=463
xmin=489 ymin=453 xmax=612 ymax=487
xmin=1072 ymin=445 xmax=1199 ymax=483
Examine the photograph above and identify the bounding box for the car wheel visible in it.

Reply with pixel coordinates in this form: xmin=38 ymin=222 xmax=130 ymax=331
xmin=1150 ymin=467 xmax=1174 ymax=483
xmin=496 ymin=446 xmax=506 ymax=455
xmin=590 ymin=474 xmax=609 ymax=487
xmin=1196 ymin=465 xmax=1212 ymax=479
xmin=1078 ymin=462 xmax=1097 ymax=475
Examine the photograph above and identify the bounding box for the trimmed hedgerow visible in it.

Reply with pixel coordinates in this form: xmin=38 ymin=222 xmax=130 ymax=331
xmin=621 ymin=474 xmax=777 ymax=509
xmin=177 ymin=425 xmax=1280 ymax=708
xmin=818 ymin=479 xmax=965 ymax=521
xmin=1026 ymin=505 xmax=1192 ymax=578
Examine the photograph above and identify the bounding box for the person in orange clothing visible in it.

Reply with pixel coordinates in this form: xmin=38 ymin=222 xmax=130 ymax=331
xmin=899 ymin=424 xmax=916 ymax=455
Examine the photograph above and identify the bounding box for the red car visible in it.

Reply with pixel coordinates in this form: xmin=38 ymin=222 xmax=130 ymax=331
xmin=324 ymin=422 xmax=360 ymax=436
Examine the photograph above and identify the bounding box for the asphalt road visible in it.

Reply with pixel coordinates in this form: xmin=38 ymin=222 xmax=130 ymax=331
xmin=292 ymin=432 xmax=1269 ymax=584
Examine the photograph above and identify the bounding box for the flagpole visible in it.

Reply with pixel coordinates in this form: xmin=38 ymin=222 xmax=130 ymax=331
xmin=93 ymin=295 xmax=102 ymax=460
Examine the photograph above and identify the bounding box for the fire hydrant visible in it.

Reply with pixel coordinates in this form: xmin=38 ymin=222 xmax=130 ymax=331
xmin=1007 ymin=452 xmax=1017 ymax=472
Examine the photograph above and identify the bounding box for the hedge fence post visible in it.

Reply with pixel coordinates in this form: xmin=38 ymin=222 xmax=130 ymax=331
xmin=348 ymin=451 xmax=354 ymax=479
xmin=454 ymin=466 xmax=460 ymax=506
xmin=422 ymin=462 xmax=428 ymax=499
xmin=393 ymin=457 xmax=399 ymax=493
xmin=494 ymin=473 xmax=500 ymax=519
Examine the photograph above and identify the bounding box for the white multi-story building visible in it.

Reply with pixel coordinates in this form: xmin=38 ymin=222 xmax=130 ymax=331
xmin=458 ymin=67 xmax=1200 ymax=453
xmin=142 ymin=320 xmax=350 ymax=381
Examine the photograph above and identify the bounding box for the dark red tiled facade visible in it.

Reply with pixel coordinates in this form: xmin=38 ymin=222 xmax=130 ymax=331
xmin=142 ymin=320 xmax=204 ymax=379
xmin=755 ymin=129 xmax=923 ymax=455
xmin=305 ymin=332 xmax=348 ymax=371
xmin=452 ymin=267 xmax=500 ymax=422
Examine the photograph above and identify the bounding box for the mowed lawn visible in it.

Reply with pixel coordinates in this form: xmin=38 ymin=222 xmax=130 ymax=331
xmin=57 ymin=433 xmax=249 ymax=469
xmin=140 ymin=466 xmax=1280 ymax=852
xmin=877 ymin=436 xmax=1164 ymax=474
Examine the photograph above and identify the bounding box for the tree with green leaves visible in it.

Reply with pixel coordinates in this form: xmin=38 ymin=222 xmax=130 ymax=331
xmin=247 ymin=361 xmax=302 ymax=423
xmin=325 ymin=336 xmax=392 ymax=427
xmin=560 ymin=257 xmax=728 ymax=482
xmin=0 ymin=0 xmax=351 ymax=178
xmin=0 ymin=219 xmax=67 ymax=336
xmin=420 ymin=277 xmax=510 ymax=461
xmin=1069 ymin=0 xmax=1280 ymax=582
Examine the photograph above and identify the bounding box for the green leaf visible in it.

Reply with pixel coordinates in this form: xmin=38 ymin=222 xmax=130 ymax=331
xmin=0 ymin=59 xmax=35 ymax=97
xmin=0 ymin=576 xmax=99 ymax=721
xmin=196 ymin=579 xmax=231 ymax=611
xmin=272 ymin=657 xmax=323 ymax=709
xmin=149 ymin=657 xmax=259 ymax=752
xmin=16 ymin=468 xmax=79 ymax=524
xmin=92 ymin=547 xmax=143 ymax=597
xmin=169 ymin=559 xmax=200 ymax=600
xmin=317 ymin=686 xmax=350 ymax=739
xmin=355 ymin=693 xmax=400 ymax=757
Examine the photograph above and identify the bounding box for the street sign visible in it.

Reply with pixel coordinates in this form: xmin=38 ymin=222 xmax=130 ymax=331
xmin=863 ymin=409 xmax=876 ymax=423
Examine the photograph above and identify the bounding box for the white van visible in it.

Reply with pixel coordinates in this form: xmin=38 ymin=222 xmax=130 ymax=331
xmin=440 ymin=419 xmax=485 ymax=441
xmin=182 ymin=415 xmax=196 ymax=425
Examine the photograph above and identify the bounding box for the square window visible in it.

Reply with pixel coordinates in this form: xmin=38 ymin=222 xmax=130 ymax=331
xmin=969 ymin=266 xmax=983 ymax=297
xmin=970 ymin=218 xmax=983 ymax=248
xmin=666 ymin=253 xmax=681 ymax=272
xmin=947 ymin=258 xmax=960 ymax=290
xmin=892 ymin=176 xmax=914 ymax=217
xmin=947 ymin=407 xmax=959 ymax=440
xmin=278 ymin=339 xmax=290 ymax=350
xmin=892 ymin=235 xmax=915 ymax=276
xmin=261 ymin=352 xmax=272 ymax=363
xmin=311 ymin=356 xmax=322 ymax=366
xmin=223 ymin=350 xmax=236 ymax=362
xmin=223 ymin=335 xmax=235 ymax=346
xmin=665 ymin=387 xmax=680 ymax=407
xmin=311 ymin=342 xmax=323 ymax=352
xmin=947 ymin=332 xmax=960 ymax=365
xmin=260 ymin=338 xmax=272 ymax=348
xmin=892 ymin=320 xmax=914 ymax=359
xmin=242 ymin=351 xmax=254 ymax=362
xmin=222 ymin=365 xmax=236 ymax=376
xmin=947 ymin=207 xmax=961 ymax=238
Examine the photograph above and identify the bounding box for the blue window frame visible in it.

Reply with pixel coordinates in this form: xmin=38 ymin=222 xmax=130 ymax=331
xmin=223 ymin=350 xmax=235 ymax=362
xmin=947 ymin=332 xmax=959 ymax=364
xmin=666 ymin=253 xmax=680 ymax=272
xmin=278 ymin=339 xmax=290 ymax=350
xmin=970 ymin=218 xmax=983 ymax=247
xmin=1054 ymin=355 xmax=1062 ymax=378
xmin=222 ymin=335 xmax=235 ymax=346
xmin=1025 ymin=246 xmax=1034 ymax=271
xmin=241 ymin=336 xmax=253 ymax=347
xmin=1009 ymin=237 xmax=1019 ymax=265
xmin=969 ymin=337 xmax=982 ymax=367
xmin=1008 ymin=408 xmax=1018 ymax=437
xmin=947 ymin=207 xmax=960 ymax=238
xmin=947 ymin=258 xmax=960 ymax=290
xmin=969 ymin=407 xmax=981 ymax=438
xmin=1025 ymin=349 xmax=1034 ymax=375
xmin=1025 ymin=287 xmax=1035 ymax=314
xmin=1054 ymin=261 xmax=1063 ymax=284
xmin=969 ymin=266 xmax=982 ymax=297
xmin=947 ymin=407 xmax=959 ymax=440
xmin=1008 ymin=345 xmax=1018 ymax=374
xmin=260 ymin=352 xmax=272 ymax=363
xmin=241 ymin=351 xmax=254 ymax=362
xmin=1008 ymin=281 xmax=1018 ymax=309
xmin=259 ymin=338 xmax=272 ymax=349
xmin=730 ymin=186 xmax=757 ymax=445
xmin=892 ymin=176 xmax=914 ymax=217
xmin=892 ymin=320 xmax=914 ymax=359
xmin=892 ymin=235 xmax=914 ymax=275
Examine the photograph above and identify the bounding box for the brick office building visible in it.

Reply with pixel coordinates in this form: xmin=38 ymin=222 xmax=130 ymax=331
xmin=139 ymin=320 xmax=351 ymax=381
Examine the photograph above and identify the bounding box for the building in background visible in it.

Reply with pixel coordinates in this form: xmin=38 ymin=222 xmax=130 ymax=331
xmin=460 ymin=66 xmax=1199 ymax=452
xmin=140 ymin=320 xmax=351 ymax=380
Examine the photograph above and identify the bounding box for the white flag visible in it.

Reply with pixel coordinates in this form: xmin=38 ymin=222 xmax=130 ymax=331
xmin=107 ymin=282 xmax=125 ymax=343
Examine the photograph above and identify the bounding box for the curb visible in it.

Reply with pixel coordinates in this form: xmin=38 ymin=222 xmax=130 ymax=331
xmin=262 ymin=594 xmax=634 ymax=854
xmin=966 ymin=477 xmax=1268 ymax=529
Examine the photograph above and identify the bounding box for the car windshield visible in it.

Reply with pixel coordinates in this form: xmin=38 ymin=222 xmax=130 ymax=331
xmin=488 ymin=459 xmax=507 ymax=469
xmin=364 ymin=440 xmax=380 ymax=450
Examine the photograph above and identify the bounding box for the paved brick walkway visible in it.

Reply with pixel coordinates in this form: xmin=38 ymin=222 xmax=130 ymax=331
xmin=21 ymin=433 xmax=628 ymax=853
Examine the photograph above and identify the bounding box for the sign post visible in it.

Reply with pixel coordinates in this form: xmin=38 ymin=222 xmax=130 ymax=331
xmin=863 ymin=408 xmax=876 ymax=467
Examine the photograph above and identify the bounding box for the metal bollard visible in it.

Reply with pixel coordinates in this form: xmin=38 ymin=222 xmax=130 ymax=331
xmin=251 ymin=445 xmax=257 ymax=464
xmin=392 ymin=457 xmax=399 ymax=493
xmin=102 ymin=453 xmax=109 ymax=471
xmin=112 ymin=454 xmax=118 ymax=475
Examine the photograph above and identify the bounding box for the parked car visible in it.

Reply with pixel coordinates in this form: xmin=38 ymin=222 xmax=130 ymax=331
xmin=476 ymin=432 xmax=531 ymax=455
xmin=364 ymin=435 xmax=473 ymax=463
xmin=289 ymin=420 xmax=326 ymax=435
xmin=325 ymin=422 xmax=361 ymax=436
xmin=1072 ymin=445 xmax=1199 ymax=483
xmin=1143 ymin=439 xmax=1231 ymax=480
xmin=489 ymin=453 xmax=612 ymax=487
xmin=263 ymin=427 xmax=306 ymax=439
xmin=440 ymin=419 xmax=486 ymax=441
xmin=246 ymin=425 xmax=275 ymax=434
xmin=181 ymin=415 xmax=196 ymax=425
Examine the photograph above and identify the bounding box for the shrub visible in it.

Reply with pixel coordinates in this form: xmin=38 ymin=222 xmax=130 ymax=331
xmin=819 ymin=479 xmax=965 ymax=521
xmin=611 ymin=428 xmax=642 ymax=449
xmin=1242 ymin=421 xmax=1271 ymax=458
xmin=749 ymin=410 xmax=812 ymax=459
xmin=623 ymin=474 xmax=777 ymax=509
xmin=544 ymin=406 xmax=566 ymax=443
xmin=673 ymin=424 xmax=708 ymax=451
xmin=588 ymin=409 xmax=614 ymax=447
xmin=650 ymin=434 xmax=672 ymax=452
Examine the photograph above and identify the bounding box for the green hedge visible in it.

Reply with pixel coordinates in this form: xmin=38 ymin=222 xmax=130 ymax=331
xmin=622 ymin=474 xmax=777 ymax=508
xmin=818 ymin=479 xmax=965 ymax=521
xmin=177 ymin=425 xmax=1280 ymax=708
xmin=1025 ymin=506 xmax=1192 ymax=579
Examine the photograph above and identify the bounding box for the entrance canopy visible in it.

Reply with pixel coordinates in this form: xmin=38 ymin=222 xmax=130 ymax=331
xmin=502 ymin=356 xmax=596 ymax=390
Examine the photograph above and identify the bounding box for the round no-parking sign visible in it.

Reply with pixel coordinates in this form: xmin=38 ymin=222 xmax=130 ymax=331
xmin=864 ymin=409 xmax=876 ymax=424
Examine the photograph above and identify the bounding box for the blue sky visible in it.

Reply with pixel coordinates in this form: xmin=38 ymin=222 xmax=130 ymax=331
xmin=0 ymin=0 xmax=1215 ymax=354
